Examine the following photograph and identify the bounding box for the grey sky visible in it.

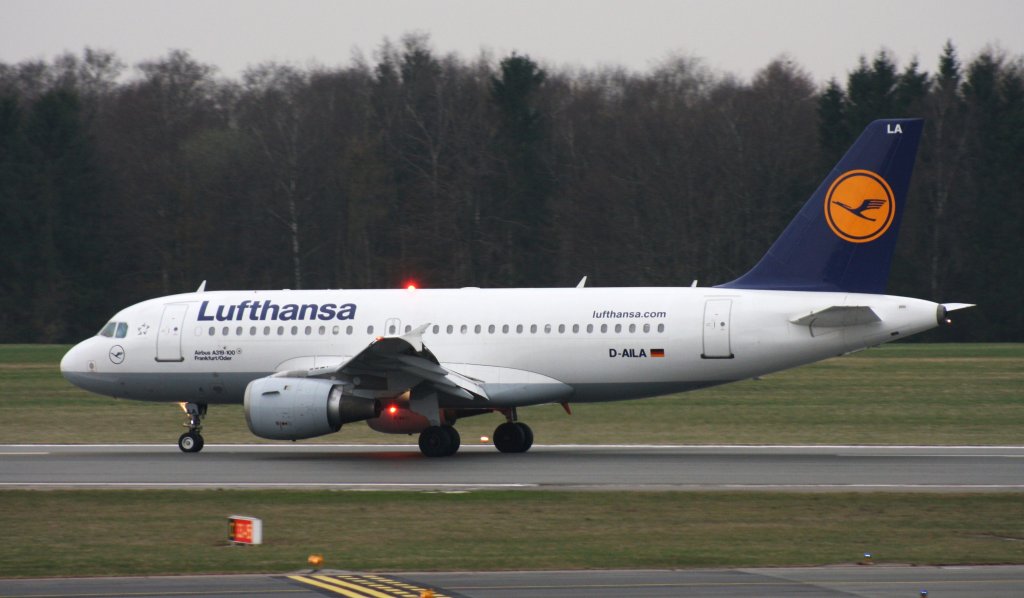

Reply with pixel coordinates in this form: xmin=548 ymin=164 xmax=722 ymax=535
xmin=2 ymin=0 xmax=1021 ymax=84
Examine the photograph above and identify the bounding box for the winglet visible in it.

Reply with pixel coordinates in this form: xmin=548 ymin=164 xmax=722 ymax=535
xmin=400 ymin=323 xmax=431 ymax=352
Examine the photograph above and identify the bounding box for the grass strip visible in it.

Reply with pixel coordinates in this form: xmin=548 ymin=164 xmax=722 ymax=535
xmin=1 ymin=490 xmax=1022 ymax=578
xmin=2 ymin=343 xmax=1022 ymax=445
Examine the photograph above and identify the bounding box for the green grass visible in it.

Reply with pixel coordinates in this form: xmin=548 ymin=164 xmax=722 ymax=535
xmin=3 ymin=343 xmax=1021 ymax=446
xmin=0 ymin=490 xmax=1021 ymax=578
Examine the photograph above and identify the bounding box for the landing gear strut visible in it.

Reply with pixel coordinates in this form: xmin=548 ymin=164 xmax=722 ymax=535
xmin=178 ymin=402 xmax=207 ymax=453
xmin=493 ymin=409 xmax=534 ymax=454
xmin=418 ymin=425 xmax=461 ymax=457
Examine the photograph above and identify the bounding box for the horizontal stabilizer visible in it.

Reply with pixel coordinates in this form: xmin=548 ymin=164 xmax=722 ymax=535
xmin=790 ymin=305 xmax=881 ymax=327
xmin=942 ymin=303 xmax=975 ymax=312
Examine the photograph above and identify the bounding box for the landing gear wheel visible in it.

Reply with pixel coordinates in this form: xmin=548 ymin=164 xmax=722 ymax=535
xmin=493 ymin=421 xmax=532 ymax=453
xmin=419 ymin=425 xmax=460 ymax=457
xmin=444 ymin=426 xmax=461 ymax=456
xmin=178 ymin=431 xmax=204 ymax=453
xmin=515 ymin=422 xmax=534 ymax=452
xmin=178 ymin=402 xmax=207 ymax=453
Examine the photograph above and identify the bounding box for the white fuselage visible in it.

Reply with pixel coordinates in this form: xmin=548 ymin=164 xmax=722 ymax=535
xmin=60 ymin=286 xmax=942 ymax=407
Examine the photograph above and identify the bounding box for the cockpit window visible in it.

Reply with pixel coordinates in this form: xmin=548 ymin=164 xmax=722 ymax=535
xmin=99 ymin=321 xmax=129 ymax=338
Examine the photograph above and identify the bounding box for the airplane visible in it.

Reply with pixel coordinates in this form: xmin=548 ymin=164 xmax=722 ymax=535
xmin=61 ymin=118 xmax=972 ymax=457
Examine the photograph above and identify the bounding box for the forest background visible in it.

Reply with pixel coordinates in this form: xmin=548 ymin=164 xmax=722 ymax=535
xmin=1 ymin=36 xmax=1021 ymax=343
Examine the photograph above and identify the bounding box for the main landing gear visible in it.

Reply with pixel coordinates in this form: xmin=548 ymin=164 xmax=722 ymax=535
xmin=493 ymin=421 xmax=534 ymax=453
xmin=493 ymin=408 xmax=534 ymax=454
xmin=178 ymin=402 xmax=207 ymax=453
xmin=418 ymin=425 xmax=461 ymax=458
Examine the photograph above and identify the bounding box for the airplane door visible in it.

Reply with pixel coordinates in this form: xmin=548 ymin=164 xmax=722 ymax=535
xmin=384 ymin=318 xmax=402 ymax=336
xmin=156 ymin=304 xmax=189 ymax=362
xmin=702 ymin=299 xmax=734 ymax=359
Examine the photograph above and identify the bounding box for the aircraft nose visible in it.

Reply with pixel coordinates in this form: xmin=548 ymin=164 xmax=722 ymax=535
xmin=60 ymin=342 xmax=90 ymax=379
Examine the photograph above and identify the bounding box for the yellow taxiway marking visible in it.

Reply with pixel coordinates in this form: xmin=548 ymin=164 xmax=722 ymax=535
xmin=287 ymin=574 xmax=450 ymax=598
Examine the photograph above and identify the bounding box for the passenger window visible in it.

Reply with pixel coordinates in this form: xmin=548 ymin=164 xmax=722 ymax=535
xmin=99 ymin=322 xmax=116 ymax=337
xmin=447 ymin=325 xmax=454 ymax=334
xmin=277 ymin=326 xmax=284 ymax=336
xmin=572 ymin=324 xmax=579 ymax=333
xmin=405 ymin=325 xmax=411 ymax=333
xmin=318 ymin=325 xmax=326 ymax=335
xmin=615 ymin=324 xmax=622 ymax=333
xmin=291 ymin=326 xmax=299 ymax=335
xmin=432 ymin=325 xmax=439 ymax=334
xmin=474 ymin=324 xmax=481 ymax=334
xmin=388 ymin=324 xmax=396 ymax=334
xmin=250 ymin=326 xmax=257 ymax=336
xmin=488 ymin=324 xmax=495 ymax=334
xmin=115 ymin=322 xmax=128 ymax=338
xmin=304 ymin=326 xmax=312 ymax=335
xmin=222 ymin=327 xmax=229 ymax=336
xmin=264 ymin=326 xmax=271 ymax=336
xmin=460 ymin=324 xmax=468 ymax=334
xmin=587 ymin=324 xmax=594 ymax=333
xmin=544 ymin=324 xmax=552 ymax=334
xmin=530 ymin=324 xmax=537 ymax=334
xmin=658 ymin=323 xmax=665 ymax=333
xmin=236 ymin=326 xmax=243 ymax=336
xmin=367 ymin=325 xmax=374 ymax=335
xmin=208 ymin=327 xmax=215 ymax=336
xmin=600 ymin=324 xmax=608 ymax=333
xmin=346 ymin=326 xmax=353 ymax=335
xmin=502 ymin=324 xmax=509 ymax=334
xmin=516 ymin=324 xmax=523 ymax=334
xmin=332 ymin=325 xmax=339 ymax=335
xmin=629 ymin=323 xmax=636 ymax=333
xmin=643 ymin=323 xmax=650 ymax=333
xmin=558 ymin=324 xmax=566 ymax=333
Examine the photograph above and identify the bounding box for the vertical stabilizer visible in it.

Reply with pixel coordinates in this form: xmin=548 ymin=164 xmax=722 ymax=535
xmin=718 ymin=118 xmax=923 ymax=294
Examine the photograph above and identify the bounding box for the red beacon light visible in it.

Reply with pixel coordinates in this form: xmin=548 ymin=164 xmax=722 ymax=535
xmin=403 ymin=280 xmax=419 ymax=291
xmin=387 ymin=405 xmax=399 ymax=415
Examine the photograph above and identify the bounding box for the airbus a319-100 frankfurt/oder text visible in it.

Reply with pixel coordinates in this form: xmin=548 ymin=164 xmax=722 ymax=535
xmin=62 ymin=119 xmax=972 ymax=457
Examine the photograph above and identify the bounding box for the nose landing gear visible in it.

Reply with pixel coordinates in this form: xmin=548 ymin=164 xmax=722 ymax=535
xmin=178 ymin=402 xmax=207 ymax=453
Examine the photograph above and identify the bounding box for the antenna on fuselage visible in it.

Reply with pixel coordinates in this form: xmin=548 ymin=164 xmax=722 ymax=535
xmin=576 ymin=276 xmax=588 ymax=288
xmin=196 ymin=280 xmax=207 ymax=293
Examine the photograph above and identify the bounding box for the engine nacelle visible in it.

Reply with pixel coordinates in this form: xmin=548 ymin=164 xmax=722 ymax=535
xmin=244 ymin=376 xmax=381 ymax=440
xmin=366 ymin=405 xmax=432 ymax=435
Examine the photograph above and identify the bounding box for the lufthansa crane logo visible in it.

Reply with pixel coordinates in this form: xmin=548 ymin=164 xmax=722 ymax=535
xmin=824 ymin=169 xmax=895 ymax=243
xmin=109 ymin=345 xmax=125 ymax=365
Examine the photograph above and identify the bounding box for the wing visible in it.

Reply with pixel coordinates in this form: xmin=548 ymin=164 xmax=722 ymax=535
xmin=305 ymin=324 xmax=489 ymax=402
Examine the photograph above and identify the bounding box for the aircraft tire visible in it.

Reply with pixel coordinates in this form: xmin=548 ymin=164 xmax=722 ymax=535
xmin=178 ymin=432 xmax=204 ymax=453
xmin=515 ymin=422 xmax=534 ymax=452
xmin=418 ymin=426 xmax=453 ymax=457
xmin=444 ymin=426 xmax=461 ymax=456
xmin=493 ymin=422 xmax=527 ymax=453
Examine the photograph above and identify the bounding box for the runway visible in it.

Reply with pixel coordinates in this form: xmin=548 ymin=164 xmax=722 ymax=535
xmin=1 ymin=444 xmax=1022 ymax=491
xmin=2 ymin=566 xmax=1024 ymax=597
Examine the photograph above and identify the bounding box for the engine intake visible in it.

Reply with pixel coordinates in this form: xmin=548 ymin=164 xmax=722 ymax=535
xmin=244 ymin=376 xmax=381 ymax=440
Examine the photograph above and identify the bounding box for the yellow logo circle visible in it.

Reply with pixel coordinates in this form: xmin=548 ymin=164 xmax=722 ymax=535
xmin=824 ymin=170 xmax=895 ymax=243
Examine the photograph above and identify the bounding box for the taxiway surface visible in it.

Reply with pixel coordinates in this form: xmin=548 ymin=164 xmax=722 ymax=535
xmin=2 ymin=566 xmax=1024 ymax=597
xmin=1 ymin=444 xmax=1022 ymax=491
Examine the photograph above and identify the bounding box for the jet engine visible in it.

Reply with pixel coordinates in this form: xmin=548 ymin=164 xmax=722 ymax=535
xmin=244 ymin=376 xmax=381 ymax=440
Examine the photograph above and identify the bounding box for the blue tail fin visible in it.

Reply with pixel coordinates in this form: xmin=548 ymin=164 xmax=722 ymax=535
xmin=718 ymin=118 xmax=923 ymax=294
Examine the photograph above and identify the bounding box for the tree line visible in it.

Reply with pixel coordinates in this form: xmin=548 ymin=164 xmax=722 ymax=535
xmin=1 ymin=37 xmax=1021 ymax=343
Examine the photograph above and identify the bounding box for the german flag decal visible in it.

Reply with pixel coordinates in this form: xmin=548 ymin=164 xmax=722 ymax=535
xmin=651 ymin=348 xmax=665 ymax=358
